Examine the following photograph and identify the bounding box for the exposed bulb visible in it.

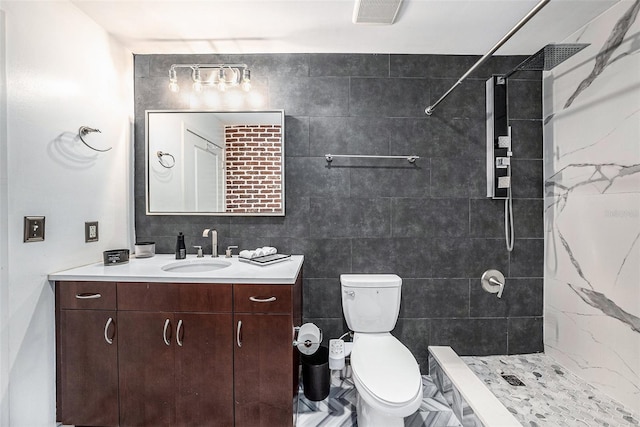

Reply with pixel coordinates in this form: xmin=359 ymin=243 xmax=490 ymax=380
xmin=192 ymin=68 xmax=203 ymax=92
xmin=241 ymin=69 xmax=251 ymax=92
xmin=217 ymin=68 xmax=227 ymax=92
xmin=169 ymin=67 xmax=179 ymax=92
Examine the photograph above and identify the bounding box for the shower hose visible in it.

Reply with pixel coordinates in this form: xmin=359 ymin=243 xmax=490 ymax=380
xmin=505 ymin=166 xmax=514 ymax=252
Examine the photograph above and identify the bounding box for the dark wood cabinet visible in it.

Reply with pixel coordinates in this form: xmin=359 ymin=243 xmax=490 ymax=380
xmin=234 ymin=313 xmax=294 ymax=427
xmin=117 ymin=311 xmax=234 ymax=427
xmin=117 ymin=283 xmax=234 ymax=427
xmin=56 ymin=282 xmax=119 ymax=426
xmin=175 ymin=313 xmax=234 ymax=427
xmin=118 ymin=311 xmax=176 ymax=426
xmin=56 ymin=273 xmax=301 ymax=427
xmin=233 ymin=280 xmax=301 ymax=427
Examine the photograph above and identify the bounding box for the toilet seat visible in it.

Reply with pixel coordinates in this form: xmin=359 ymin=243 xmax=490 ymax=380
xmin=350 ymin=333 xmax=422 ymax=411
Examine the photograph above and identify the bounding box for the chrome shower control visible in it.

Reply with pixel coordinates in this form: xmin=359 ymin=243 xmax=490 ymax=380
xmin=481 ymin=269 xmax=506 ymax=298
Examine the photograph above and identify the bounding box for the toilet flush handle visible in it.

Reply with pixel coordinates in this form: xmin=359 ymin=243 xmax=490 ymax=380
xmin=344 ymin=290 xmax=355 ymax=297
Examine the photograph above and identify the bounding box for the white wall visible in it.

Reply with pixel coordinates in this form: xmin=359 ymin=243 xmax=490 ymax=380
xmin=543 ymin=0 xmax=640 ymax=414
xmin=0 ymin=1 xmax=133 ymax=425
xmin=0 ymin=8 xmax=10 ymax=427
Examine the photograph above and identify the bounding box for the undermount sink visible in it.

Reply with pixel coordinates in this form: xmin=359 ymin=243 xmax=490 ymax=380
xmin=161 ymin=259 xmax=232 ymax=273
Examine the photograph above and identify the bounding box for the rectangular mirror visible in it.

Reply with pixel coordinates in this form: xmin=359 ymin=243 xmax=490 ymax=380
xmin=146 ymin=110 xmax=285 ymax=216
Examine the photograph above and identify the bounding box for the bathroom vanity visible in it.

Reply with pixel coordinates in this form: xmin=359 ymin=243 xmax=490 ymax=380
xmin=50 ymin=255 xmax=303 ymax=427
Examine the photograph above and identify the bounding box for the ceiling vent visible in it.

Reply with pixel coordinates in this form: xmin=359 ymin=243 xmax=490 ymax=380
xmin=353 ymin=0 xmax=403 ymax=24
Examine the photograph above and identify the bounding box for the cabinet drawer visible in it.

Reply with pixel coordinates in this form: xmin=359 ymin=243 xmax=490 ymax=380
xmin=234 ymin=285 xmax=292 ymax=313
xmin=57 ymin=281 xmax=116 ymax=310
xmin=117 ymin=282 xmax=232 ymax=312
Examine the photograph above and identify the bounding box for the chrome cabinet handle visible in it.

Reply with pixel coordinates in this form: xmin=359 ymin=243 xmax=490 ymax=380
xmin=249 ymin=296 xmax=276 ymax=303
xmin=75 ymin=293 xmax=101 ymax=299
xmin=163 ymin=319 xmax=171 ymax=346
xmin=236 ymin=320 xmax=242 ymax=348
xmin=176 ymin=319 xmax=183 ymax=347
xmin=104 ymin=317 xmax=114 ymax=345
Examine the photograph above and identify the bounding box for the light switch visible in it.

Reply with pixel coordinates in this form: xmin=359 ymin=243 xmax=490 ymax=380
xmin=24 ymin=216 xmax=45 ymax=242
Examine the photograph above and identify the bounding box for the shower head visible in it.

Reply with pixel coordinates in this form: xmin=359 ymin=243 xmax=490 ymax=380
xmin=504 ymin=43 xmax=589 ymax=77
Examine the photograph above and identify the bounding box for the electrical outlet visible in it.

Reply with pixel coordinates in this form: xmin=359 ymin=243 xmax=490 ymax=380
xmin=24 ymin=216 xmax=45 ymax=242
xmin=85 ymin=221 xmax=99 ymax=242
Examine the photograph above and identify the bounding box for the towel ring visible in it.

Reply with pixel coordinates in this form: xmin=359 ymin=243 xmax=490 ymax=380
xmin=78 ymin=126 xmax=112 ymax=152
xmin=157 ymin=151 xmax=176 ymax=168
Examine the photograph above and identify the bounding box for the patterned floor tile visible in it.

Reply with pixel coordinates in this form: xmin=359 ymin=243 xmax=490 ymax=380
xmin=462 ymin=354 xmax=640 ymax=427
xmin=296 ymin=371 xmax=462 ymax=427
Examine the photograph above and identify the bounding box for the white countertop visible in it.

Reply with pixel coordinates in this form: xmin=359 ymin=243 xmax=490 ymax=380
xmin=48 ymin=254 xmax=304 ymax=284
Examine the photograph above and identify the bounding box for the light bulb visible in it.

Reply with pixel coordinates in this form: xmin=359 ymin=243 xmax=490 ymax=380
xmin=218 ymin=68 xmax=227 ymax=92
xmin=241 ymin=69 xmax=251 ymax=92
xmin=192 ymin=68 xmax=202 ymax=91
xmin=169 ymin=68 xmax=179 ymax=92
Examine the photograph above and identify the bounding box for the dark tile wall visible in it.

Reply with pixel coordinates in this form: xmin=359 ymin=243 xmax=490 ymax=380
xmin=134 ymin=54 xmax=544 ymax=371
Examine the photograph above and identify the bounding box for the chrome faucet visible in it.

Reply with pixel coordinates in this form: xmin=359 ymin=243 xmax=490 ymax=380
xmin=202 ymin=228 xmax=218 ymax=257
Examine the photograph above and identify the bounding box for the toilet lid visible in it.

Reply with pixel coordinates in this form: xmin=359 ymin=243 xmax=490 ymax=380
xmin=351 ymin=335 xmax=421 ymax=405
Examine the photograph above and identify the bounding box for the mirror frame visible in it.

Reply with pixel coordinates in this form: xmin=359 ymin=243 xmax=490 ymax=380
xmin=145 ymin=109 xmax=285 ymax=216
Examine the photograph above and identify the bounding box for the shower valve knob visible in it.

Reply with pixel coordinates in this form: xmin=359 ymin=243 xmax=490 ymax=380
xmin=481 ymin=269 xmax=506 ymax=299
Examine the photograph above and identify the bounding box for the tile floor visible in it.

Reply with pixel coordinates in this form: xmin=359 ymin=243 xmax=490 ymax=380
xmin=462 ymin=354 xmax=639 ymax=427
xmin=296 ymin=369 xmax=462 ymax=427
xmin=296 ymin=353 xmax=640 ymax=427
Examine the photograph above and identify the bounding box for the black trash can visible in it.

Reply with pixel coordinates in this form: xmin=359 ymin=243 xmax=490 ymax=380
xmin=301 ymin=346 xmax=330 ymax=401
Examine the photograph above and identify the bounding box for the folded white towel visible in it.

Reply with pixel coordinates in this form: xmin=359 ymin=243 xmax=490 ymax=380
xmin=239 ymin=247 xmax=278 ymax=259
xmin=239 ymin=250 xmax=256 ymax=259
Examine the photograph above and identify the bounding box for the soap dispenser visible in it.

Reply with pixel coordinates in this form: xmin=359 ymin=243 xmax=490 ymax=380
xmin=175 ymin=232 xmax=186 ymax=259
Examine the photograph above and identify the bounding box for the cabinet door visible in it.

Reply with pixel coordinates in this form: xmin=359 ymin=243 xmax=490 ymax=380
xmin=118 ymin=312 xmax=175 ymax=426
xmin=234 ymin=313 xmax=294 ymax=427
xmin=58 ymin=310 xmax=118 ymax=426
xmin=175 ymin=313 xmax=233 ymax=427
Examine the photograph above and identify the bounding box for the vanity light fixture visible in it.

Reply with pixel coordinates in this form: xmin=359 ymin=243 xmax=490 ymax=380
xmin=168 ymin=63 xmax=252 ymax=93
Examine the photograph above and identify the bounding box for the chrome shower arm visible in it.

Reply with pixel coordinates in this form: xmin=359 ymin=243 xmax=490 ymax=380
xmin=425 ymin=0 xmax=550 ymax=115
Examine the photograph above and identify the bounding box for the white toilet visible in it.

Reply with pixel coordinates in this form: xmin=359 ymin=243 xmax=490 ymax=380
xmin=340 ymin=274 xmax=422 ymax=427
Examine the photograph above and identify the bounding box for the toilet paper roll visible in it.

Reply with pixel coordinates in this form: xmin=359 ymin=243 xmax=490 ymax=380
xmin=296 ymin=323 xmax=322 ymax=355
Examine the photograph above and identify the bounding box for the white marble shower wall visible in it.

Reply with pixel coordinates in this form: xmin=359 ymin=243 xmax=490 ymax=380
xmin=542 ymin=0 xmax=640 ymax=414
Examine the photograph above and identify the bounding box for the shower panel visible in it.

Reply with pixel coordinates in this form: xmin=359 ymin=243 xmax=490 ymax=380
xmin=485 ymin=76 xmax=510 ymax=201
xmin=485 ymin=44 xmax=589 ymax=251
xmin=486 ymin=75 xmax=514 ymax=251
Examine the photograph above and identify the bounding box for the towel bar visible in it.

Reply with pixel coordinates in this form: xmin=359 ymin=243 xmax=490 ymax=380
xmin=324 ymin=154 xmax=419 ymax=163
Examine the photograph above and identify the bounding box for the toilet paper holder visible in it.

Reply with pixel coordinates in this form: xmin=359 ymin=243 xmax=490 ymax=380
xmin=292 ymin=324 xmax=323 ymax=348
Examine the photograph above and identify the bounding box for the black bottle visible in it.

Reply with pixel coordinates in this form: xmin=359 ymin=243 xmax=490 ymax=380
xmin=175 ymin=232 xmax=186 ymax=259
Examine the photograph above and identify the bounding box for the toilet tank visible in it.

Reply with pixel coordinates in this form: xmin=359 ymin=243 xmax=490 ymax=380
xmin=340 ymin=274 xmax=402 ymax=333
